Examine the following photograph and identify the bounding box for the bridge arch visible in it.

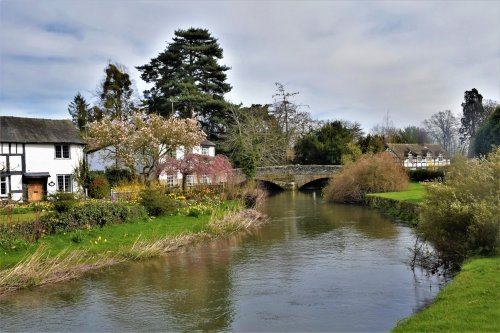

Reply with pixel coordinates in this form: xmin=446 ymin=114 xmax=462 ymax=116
xmin=298 ymin=177 xmax=331 ymax=190
xmin=255 ymin=179 xmax=285 ymax=191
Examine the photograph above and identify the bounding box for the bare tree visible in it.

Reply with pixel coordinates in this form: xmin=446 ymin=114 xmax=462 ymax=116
xmin=423 ymin=110 xmax=460 ymax=154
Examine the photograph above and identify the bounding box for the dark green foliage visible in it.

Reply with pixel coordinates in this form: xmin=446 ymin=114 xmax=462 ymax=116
xmin=358 ymin=134 xmax=385 ymax=154
xmin=98 ymin=63 xmax=136 ymax=121
xmin=68 ymin=92 xmax=90 ymax=132
xmin=89 ymin=175 xmax=110 ymax=199
xmin=474 ymin=106 xmax=500 ymax=156
xmin=49 ymin=192 xmax=77 ymax=213
xmin=137 ymin=27 xmax=231 ymax=140
xmin=139 ymin=188 xmax=178 ymax=217
xmin=391 ymin=126 xmax=427 ymax=144
xmin=459 ymin=88 xmax=487 ymax=140
xmin=407 ymin=168 xmax=446 ymax=182
xmin=105 ymin=167 xmax=134 ymax=187
xmin=294 ymin=121 xmax=359 ymax=164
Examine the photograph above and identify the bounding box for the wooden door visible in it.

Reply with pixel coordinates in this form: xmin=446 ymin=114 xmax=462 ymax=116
xmin=28 ymin=182 xmax=44 ymax=201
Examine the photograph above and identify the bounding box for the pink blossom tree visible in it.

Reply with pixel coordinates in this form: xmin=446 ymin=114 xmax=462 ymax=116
xmin=157 ymin=154 xmax=233 ymax=192
xmin=87 ymin=112 xmax=205 ymax=180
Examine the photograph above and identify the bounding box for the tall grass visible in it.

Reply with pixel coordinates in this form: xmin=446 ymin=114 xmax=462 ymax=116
xmin=323 ymin=152 xmax=409 ymax=203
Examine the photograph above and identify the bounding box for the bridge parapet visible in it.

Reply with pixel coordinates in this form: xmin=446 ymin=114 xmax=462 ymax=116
xmin=233 ymin=165 xmax=342 ymax=190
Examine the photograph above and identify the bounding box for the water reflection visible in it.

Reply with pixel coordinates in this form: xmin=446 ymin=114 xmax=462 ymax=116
xmin=0 ymin=191 xmax=442 ymax=332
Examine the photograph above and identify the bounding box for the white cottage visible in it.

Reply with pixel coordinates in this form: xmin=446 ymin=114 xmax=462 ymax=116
xmin=386 ymin=143 xmax=451 ymax=169
xmin=158 ymin=139 xmax=216 ymax=187
xmin=0 ymin=116 xmax=85 ymax=202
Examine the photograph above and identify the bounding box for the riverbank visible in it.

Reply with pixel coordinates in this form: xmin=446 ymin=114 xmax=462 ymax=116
xmin=365 ymin=182 xmax=424 ymax=224
xmin=393 ymin=256 xmax=500 ymax=332
xmin=0 ymin=207 xmax=267 ymax=295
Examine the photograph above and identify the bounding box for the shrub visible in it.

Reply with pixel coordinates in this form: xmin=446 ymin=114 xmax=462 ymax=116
xmin=139 ymin=188 xmax=178 ymax=217
xmin=49 ymin=192 xmax=77 ymax=213
xmin=323 ymin=152 xmax=409 ymax=203
xmin=408 ymin=168 xmax=447 ymax=182
xmin=417 ymin=148 xmax=500 ymax=264
xmin=89 ymin=175 xmax=110 ymax=199
xmin=105 ymin=167 xmax=134 ymax=187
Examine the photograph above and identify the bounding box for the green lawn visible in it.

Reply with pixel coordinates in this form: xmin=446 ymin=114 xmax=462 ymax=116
xmin=0 ymin=214 xmax=211 ymax=269
xmin=0 ymin=212 xmax=46 ymax=224
xmin=393 ymin=257 xmax=500 ymax=332
xmin=368 ymin=182 xmax=426 ymax=203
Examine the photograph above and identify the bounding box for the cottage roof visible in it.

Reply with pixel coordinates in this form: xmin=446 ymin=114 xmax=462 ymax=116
xmin=200 ymin=139 xmax=216 ymax=147
xmin=386 ymin=143 xmax=450 ymax=160
xmin=0 ymin=116 xmax=85 ymax=144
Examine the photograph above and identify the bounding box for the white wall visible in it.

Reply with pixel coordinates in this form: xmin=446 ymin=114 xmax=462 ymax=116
xmin=24 ymin=144 xmax=84 ymax=194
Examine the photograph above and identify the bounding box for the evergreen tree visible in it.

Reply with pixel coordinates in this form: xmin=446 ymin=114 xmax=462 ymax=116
xmin=68 ymin=92 xmax=90 ymax=132
xmin=294 ymin=121 xmax=359 ymax=165
xmin=459 ymin=88 xmax=488 ymax=157
xmin=137 ymin=27 xmax=231 ymax=140
xmin=474 ymin=106 xmax=500 ymax=156
xmin=98 ymin=63 xmax=136 ymax=121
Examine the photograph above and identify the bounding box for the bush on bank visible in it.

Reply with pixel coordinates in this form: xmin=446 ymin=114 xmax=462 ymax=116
xmin=323 ymin=152 xmax=409 ymax=203
xmin=417 ymin=147 xmax=500 ymax=265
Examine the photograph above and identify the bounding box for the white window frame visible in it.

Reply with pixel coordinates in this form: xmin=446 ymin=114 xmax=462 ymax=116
xmin=201 ymin=175 xmax=211 ymax=184
xmin=201 ymin=147 xmax=210 ymax=156
xmin=55 ymin=144 xmax=70 ymax=159
xmin=0 ymin=176 xmax=7 ymax=196
xmin=57 ymin=174 xmax=72 ymax=192
xmin=416 ymin=155 xmax=422 ymax=163
xmin=186 ymin=175 xmax=194 ymax=186
xmin=166 ymin=174 xmax=175 ymax=186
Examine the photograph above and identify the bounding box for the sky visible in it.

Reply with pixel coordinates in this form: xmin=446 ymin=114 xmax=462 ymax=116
xmin=1 ymin=0 xmax=499 ymax=132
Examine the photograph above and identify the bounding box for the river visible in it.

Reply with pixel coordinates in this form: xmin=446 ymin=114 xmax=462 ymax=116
xmin=0 ymin=191 xmax=442 ymax=332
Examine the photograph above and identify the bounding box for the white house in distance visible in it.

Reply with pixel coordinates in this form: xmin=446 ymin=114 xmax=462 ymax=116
xmin=386 ymin=143 xmax=451 ymax=169
xmin=0 ymin=116 xmax=85 ymax=202
xmin=158 ymin=139 xmax=216 ymax=187
xmin=88 ymin=139 xmax=216 ymax=186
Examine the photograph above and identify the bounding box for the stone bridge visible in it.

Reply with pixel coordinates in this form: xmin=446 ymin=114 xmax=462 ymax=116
xmin=235 ymin=165 xmax=342 ymax=191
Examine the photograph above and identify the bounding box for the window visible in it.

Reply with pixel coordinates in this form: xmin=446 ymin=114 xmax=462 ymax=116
xmin=55 ymin=144 xmax=70 ymax=159
xmin=417 ymin=155 xmax=422 ymax=163
xmin=201 ymin=175 xmax=211 ymax=184
xmin=201 ymin=147 xmax=210 ymax=156
xmin=186 ymin=175 xmax=194 ymax=186
xmin=0 ymin=177 xmax=7 ymax=195
xmin=57 ymin=175 xmax=72 ymax=192
xmin=426 ymin=152 xmax=432 ymax=161
xmin=407 ymin=152 xmax=413 ymax=163
xmin=166 ymin=175 xmax=175 ymax=186
xmin=438 ymin=153 xmax=443 ymax=162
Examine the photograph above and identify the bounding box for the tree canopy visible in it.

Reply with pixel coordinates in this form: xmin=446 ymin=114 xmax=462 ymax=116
xmin=294 ymin=121 xmax=360 ymax=165
xmin=474 ymin=106 xmax=500 ymax=156
xmin=137 ymin=27 xmax=231 ymax=140
xmin=87 ymin=112 xmax=205 ymax=180
xmin=68 ymin=92 xmax=90 ymax=132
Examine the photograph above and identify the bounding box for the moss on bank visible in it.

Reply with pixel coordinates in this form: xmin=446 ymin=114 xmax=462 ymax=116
xmin=393 ymin=257 xmax=500 ymax=332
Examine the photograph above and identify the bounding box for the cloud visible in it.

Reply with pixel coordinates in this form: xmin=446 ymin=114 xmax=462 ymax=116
xmin=1 ymin=0 xmax=498 ymax=132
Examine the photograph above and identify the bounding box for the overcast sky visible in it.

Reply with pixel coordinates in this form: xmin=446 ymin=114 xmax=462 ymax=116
xmin=1 ymin=0 xmax=499 ymax=132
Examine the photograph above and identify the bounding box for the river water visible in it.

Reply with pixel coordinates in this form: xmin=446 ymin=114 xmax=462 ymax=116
xmin=0 ymin=191 xmax=442 ymax=332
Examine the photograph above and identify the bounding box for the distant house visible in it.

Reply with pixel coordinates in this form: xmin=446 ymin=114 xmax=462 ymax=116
xmin=385 ymin=143 xmax=450 ymax=169
xmin=88 ymin=139 xmax=217 ymax=185
xmin=158 ymin=139 xmax=216 ymax=187
xmin=0 ymin=116 xmax=85 ymax=202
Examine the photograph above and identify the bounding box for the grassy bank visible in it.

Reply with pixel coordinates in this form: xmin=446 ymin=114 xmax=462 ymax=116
xmin=0 ymin=207 xmax=266 ymax=294
xmin=393 ymin=257 xmax=500 ymax=332
xmin=368 ymin=182 xmax=425 ymax=203
xmin=364 ymin=182 xmax=424 ymax=223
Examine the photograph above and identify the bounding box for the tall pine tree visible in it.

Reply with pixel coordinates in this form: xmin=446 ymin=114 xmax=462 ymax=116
xmin=98 ymin=63 xmax=136 ymax=121
xmin=68 ymin=92 xmax=90 ymax=132
xmin=137 ymin=27 xmax=232 ymax=140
